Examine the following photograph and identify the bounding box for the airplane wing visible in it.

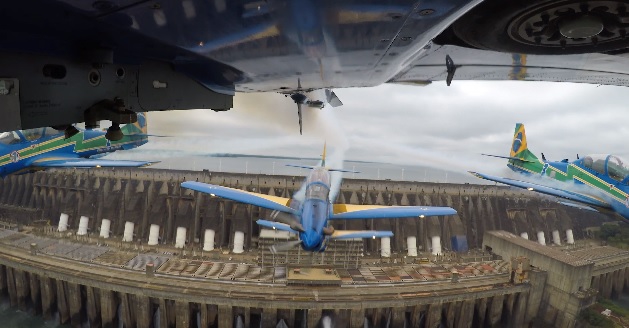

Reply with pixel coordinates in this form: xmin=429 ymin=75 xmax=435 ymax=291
xmin=469 ymin=171 xmax=612 ymax=209
xmin=31 ymin=157 xmax=157 ymax=168
xmin=331 ymin=204 xmax=457 ymax=220
xmin=481 ymin=154 xmax=537 ymax=163
xmin=330 ymin=230 xmax=393 ymax=240
xmin=256 ymin=220 xmax=298 ymax=234
xmin=285 ymin=164 xmax=359 ymax=173
xmin=181 ymin=181 xmax=296 ymax=214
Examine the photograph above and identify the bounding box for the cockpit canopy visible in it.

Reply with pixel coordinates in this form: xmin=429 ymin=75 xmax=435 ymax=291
xmin=582 ymin=154 xmax=629 ymax=182
xmin=0 ymin=127 xmax=65 ymax=146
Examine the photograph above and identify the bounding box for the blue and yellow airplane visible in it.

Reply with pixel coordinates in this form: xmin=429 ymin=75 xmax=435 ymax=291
xmin=0 ymin=113 xmax=155 ymax=177
xmin=182 ymin=145 xmax=457 ymax=253
xmin=471 ymin=123 xmax=629 ymax=221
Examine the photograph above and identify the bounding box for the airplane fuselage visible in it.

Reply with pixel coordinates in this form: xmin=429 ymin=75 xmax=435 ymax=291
xmin=509 ymin=154 xmax=629 ymax=220
xmin=297 ymin=167 xmax=332 ymax=251
xmin=0 ymin=128 xmax=147 ymax=178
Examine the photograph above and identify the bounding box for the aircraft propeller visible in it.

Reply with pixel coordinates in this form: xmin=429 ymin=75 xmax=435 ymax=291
xmin=287 ymin=79 xmax=342 ymax=134
xmin=269 ymin=210 xmax=304 ymax=232
xmin=270 ymin=239 xmax=302 ymax=254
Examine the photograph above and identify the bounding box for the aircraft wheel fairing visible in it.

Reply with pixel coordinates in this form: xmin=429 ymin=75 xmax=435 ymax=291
xmin=451 ymin=0 xmax=629 ymax=55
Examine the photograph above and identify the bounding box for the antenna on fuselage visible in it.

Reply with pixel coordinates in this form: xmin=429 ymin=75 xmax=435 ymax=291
xmin=321 ymin=142 xmax=327 ymax=167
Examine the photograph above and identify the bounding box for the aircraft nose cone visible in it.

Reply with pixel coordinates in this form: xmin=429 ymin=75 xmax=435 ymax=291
xmin=302 ymin=230 xmax=320 ymax=250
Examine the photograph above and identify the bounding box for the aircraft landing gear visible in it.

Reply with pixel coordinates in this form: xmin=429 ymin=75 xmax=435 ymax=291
xmin=450 ymin=0 xmax=629 ymax=54
xmin=84 ymin=98 xmax=137 ymax=141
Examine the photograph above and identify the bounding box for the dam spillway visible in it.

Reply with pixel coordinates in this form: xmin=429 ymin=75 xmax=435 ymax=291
xmin=0 ymin=168 xmax=625 ymax=328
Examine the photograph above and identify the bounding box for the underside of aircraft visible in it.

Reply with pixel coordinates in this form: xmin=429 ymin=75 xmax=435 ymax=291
xmin=2 ymin=0 xmax=629 ymax=133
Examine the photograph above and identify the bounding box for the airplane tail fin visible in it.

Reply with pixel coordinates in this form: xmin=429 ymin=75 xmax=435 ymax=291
xmin=122 ymin=112 xmax=148 ymax=135
xmin=118 ymin=112 xmax=149 ymax=148
xmin=509 ymin=123 xmax=539 ymax=163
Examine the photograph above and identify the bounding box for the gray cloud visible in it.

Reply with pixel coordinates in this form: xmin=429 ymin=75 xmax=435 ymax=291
xmin=108 ymin=80 xmax=629 ymax=179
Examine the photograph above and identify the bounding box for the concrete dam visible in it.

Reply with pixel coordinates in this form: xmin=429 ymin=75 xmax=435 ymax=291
xmin=0 ymin=168 xmax=625 ymax=328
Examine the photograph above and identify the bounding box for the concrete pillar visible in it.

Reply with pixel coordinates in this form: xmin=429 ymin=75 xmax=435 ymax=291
xmin=537 ymin=231 xmax=546 ymax=245
xmin=218 ymin=305 xmax=232 ymax=328
xmin=175 ymin=227 xmax=186 ymax=248
xmin=100 ymin=289 xmax=116 ymax=328
xmin=381 ymin=237 xmax=391 ymax=257
xmin=457 ymin=300 xmax=475 ymax=328
xmin=431 ymin=235 xmax=442 ymax=255
xmin=203 ymin=229 xmax=215 ymax=251
xmin=446 ymin=302 xmax=460 ymax=328
xmin=391 ymin=307 xmax=406 ymax=328
xmin=100 ymin=219 xmax=111 ymax=238
xmin=176 ymin=301 xmax=190 ymax=328
xmin=233 ymin=231 xmax=245 ymax=253
xmin=520 ymin=232 xmax=528 ymax=240
xmin=28 ymin=272 xmax=41 ymax=315
xmin=13 ymin=269 xmax=28 ymax=312
xmin=278 ymin=309 xmax=294 ymax=327
xmin=261 ymin=308 xmax=277 ymax=328
xmin=122 ymin=221 xmax=134 ymax=242
xmin=39 ymin=277 xmax=54 ymax=320
xmin=120 ymin=293 xmax=133 ymax=328
xmin=66 ymin=282 xmax=82 ymax=327
xmin=77 ymin=216 xmax=89 ymax=235
xmin=85 ymin=286 xmax=101 ymax=328
xmin=307 ymin=309 xmax=321 ymax=328
xmin=487 ymin=295 xmax=504 ymax=326
xmin=148 ymin=224 xmax=160 ymax=245
xmin=566 ymin=229 xmax=574 ymax=244
xmin=426 ymin=303 xmax=442 ymax=328
xmin=56 ymin=279 xmax=70 ymax=325
xmin=407 ymin=236 xmax=418 ymax=256
xmin=349 ymin=308 xmax=364 ymax=328
xmin=476 ymin=297 xmax=488 ymax=327
xmin=510 ymin=292 xmax=528 ymax=328
xmin=552 ymin=230 xmax=561 ymax=245
xmin=58 ymin=213 xmax=69 ymax=232
xmin=0 ymin=265 xmax=7 ymax=296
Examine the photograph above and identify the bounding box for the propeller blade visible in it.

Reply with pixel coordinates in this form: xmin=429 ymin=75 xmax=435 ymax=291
xmin=297 ymin=77 xmax=302 ymax=90
xmin=270 ymin=210 xmax=304 ymax=232
xmin=325 ymin=89 xmax=343 ymax=107
xmin=297 ymin=103 xmax=303 ymax=135
xmin=270 ymin=240 xmax=302 ymax=254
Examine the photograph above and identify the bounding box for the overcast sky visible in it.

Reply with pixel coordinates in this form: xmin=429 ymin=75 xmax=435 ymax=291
xmin=107 ymin=80 xmax=629 ymax=178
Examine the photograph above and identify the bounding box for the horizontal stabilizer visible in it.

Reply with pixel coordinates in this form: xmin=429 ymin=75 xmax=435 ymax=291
xmin=256 ymin=219 xmax=298 ymax=234
xmin=285 ymin=164 xmax=359 ymax=173
xmin=481 ymin=154 xmax=536 ymax=163
xmin=181 ymin=182 xmax=296 ymax=214
xmin=558 ymin=201 xmax=599 ymax=212
xmin=32 ymin=158 xmax=157 ymax=168
xmin=469 ymin=171 xmax=611 ymax=209
xmin=129 ymin=134 xmax=170 ymax=138
xmin=330 ymin=230 xmax=393 ymax=240
xmin=331 ymin=204 xmax=457 ymax=220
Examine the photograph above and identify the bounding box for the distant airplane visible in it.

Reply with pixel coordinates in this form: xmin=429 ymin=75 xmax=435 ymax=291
xmin=0 ymin=113 xmax=156 ymax=177
xmin=182 ymin=144 xmax=457 ymax=253
xmin=471 ymin=123 xmax=629 ymax=221
xmin=4 ymin=1 xmax=629 ymax=134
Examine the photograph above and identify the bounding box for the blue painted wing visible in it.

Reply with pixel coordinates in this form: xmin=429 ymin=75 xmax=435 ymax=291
xmin=181 ymin=181 xmax=296 ymax=214
xmin=256 ymin=220 xmax=298 ymax=234
xmin=469 ymin=171 xmax=612 ymax=209
xmin=558 ymin=201 xmax=599 ymax=212
xmin=331 ymin=204 xmax=456 ymax=220
xmin=31 ymin=157 xmax=157 ymax=168
xmin=330 ymin=230 xmax=393 ymax=240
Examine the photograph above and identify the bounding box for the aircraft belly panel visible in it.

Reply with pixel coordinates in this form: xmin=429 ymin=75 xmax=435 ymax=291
xmin=52 ymin=0 xmax=480 ymax=92
xmin=396 ymin=45 xmax=629 ymax=86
